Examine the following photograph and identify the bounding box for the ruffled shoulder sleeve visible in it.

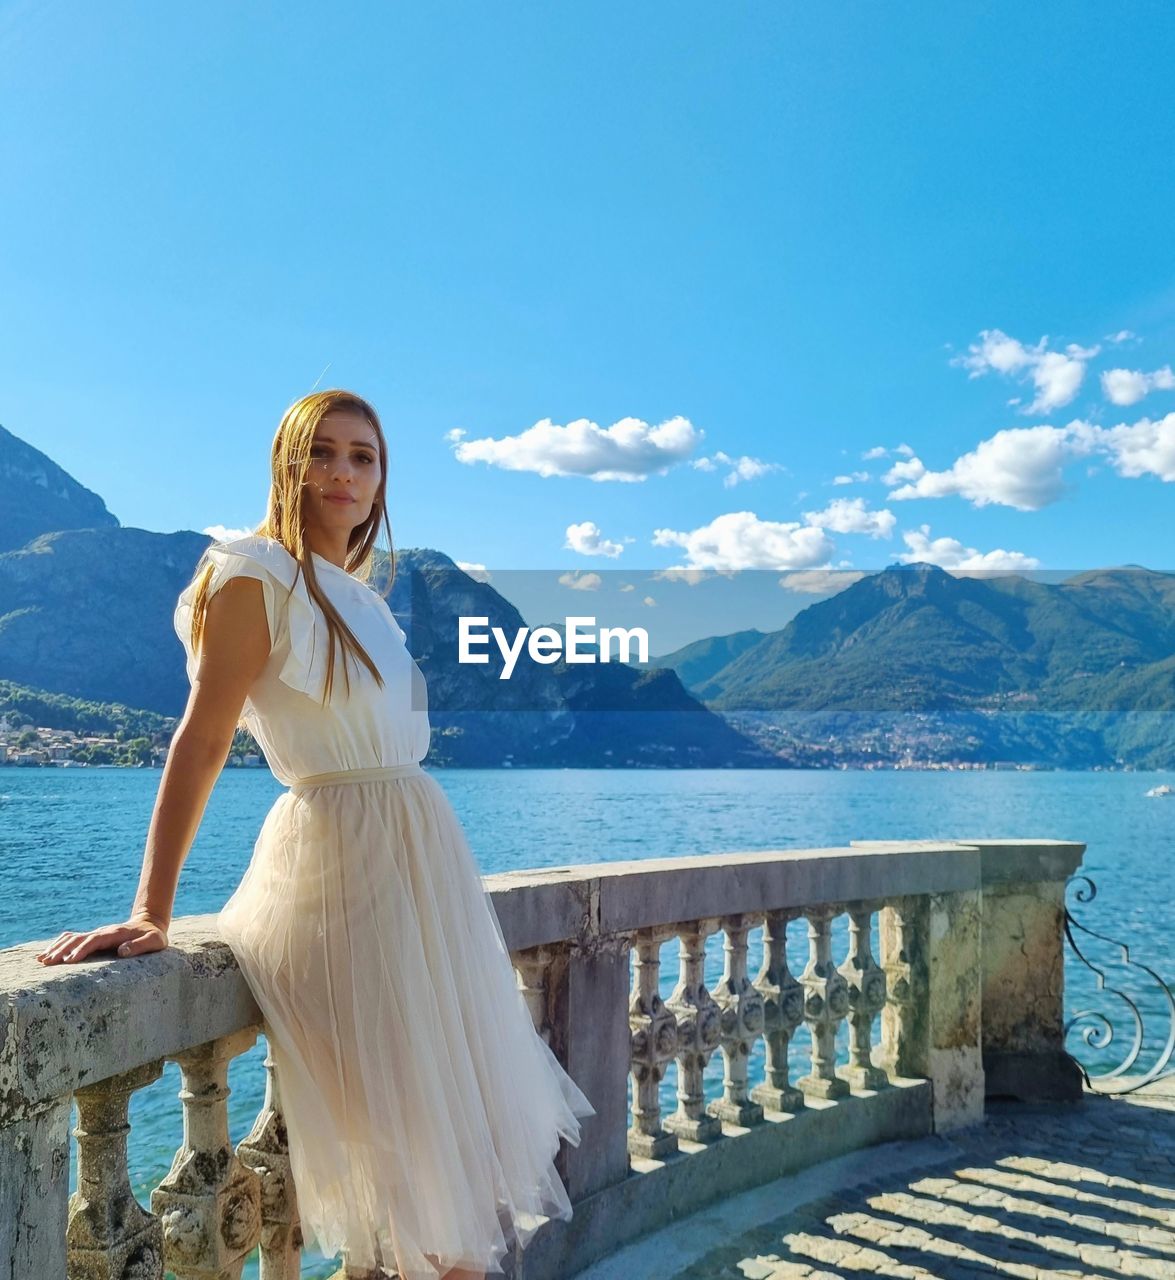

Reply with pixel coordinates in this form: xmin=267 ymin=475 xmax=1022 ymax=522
xmin=173 ymin=534 xmax=327 ymax=699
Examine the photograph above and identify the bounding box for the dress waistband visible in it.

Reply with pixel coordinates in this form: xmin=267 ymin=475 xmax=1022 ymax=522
xmin=288 ymin=763 xmax=424 ymax=791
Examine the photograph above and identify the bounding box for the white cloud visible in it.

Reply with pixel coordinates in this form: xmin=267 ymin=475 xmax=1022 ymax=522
xmin=779 ymin=569 xmax=870 ymax=595
xmin=651 ymin=567 xmax=712 ymax=586
xmin=558 ymin=570 xmax=602 ymax=591
xmin=444 ymin=427 xmax=466 ymax=443
xmin=861 ymin=443 xmax=913 ymax=460
xmin=204 ymin=524 xmax=254 ymax=542
xmin=803 ymin=497 xmax=896 ymax=539
xmin=899 ymin=524 xmax=1041 ymax=572
xmin=1105 ymin=330 xmax=1137 ymax=344
xmin=451 ymin=415 xmax=701 ymax=481
xmin=952 ymin=328 xmax=1100 ymax=415
xmin=564 ymin=520 xmax=624 ymax=558
xmin=692 ymin=450 xmax=784 ymax=487
xmin=884 ymin=457 xmax=929 ymax=490
xmin=885 ymin=413 xmax=1175 ymax=510
xmin=619 ymin=583 xmax=635 ymax=592
xmin=643 ymin=596 xmax=657 ymax=607
xmin=724 ymin=455 xmax=781 ymax=487
xmin=883 ymin=424 xmax=1096 ymax=511
xmin=652 ymin=511 xmax=834 ymax=571
xmin=1094 ymin=412 xmax=1175 ymax=482
xmin=456 ymin=560 xmax=492 ymax=583
xmin=832 ymin=470 xmax=871 ymax=485
xmin=1101 ymin=365 xmax=1175 ymax=407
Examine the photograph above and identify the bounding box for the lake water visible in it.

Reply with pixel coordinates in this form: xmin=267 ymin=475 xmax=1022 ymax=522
xmin=3 ymin=765 xmax=1173 ymax=1276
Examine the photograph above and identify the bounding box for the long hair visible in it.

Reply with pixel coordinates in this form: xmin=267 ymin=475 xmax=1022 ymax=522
xmin=186 ymin=389 xmax=397 ymax=715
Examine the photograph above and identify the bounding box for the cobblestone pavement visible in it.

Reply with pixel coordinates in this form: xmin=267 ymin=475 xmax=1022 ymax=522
xmin=669 ymin=1089 xmax=1175 ymax=1280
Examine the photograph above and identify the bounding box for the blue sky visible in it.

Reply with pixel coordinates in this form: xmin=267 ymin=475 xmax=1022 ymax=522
xmin=2 ymin=1 xmax=1174 ymax=580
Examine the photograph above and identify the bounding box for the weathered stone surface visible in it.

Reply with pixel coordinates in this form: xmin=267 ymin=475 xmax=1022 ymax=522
xmin=861 ymin=838 xmax=1086 ymax=1106
xmin=877 ymin=886 xmax=984 ymax=1132
xmin=925 ymin=888 xmax=984 ymax=1130
xmin=967 ymin=838 xmax=1086 ymax=1102
xmin=0 ymin=1095 xmax=71 ymax=1279
xmin=1 ymin=916 xmax=260 ymax=1122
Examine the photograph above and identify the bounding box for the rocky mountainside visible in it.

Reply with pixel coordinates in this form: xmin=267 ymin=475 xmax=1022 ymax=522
xmin=363 ymin=549 xmax=774 ymax=767
xmin=0 ymin=424 xmax=119 ymax=552
xmin=0 ymin=526 xmax=215 ymax=713
xmin=653 ymin=562 xmax=1175 ymax=767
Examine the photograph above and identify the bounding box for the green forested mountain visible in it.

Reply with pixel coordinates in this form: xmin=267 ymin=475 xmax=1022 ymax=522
xmin=662 ymin=563 xmax=1175 ymax=767
xmin=639 ymin=628 xmax=767 ymax=699
xmin=0 ymin=678 xmax=175 ymax=737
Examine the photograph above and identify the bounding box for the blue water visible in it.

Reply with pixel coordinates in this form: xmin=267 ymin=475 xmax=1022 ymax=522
xmin=2 ymin=765 xmax=1173 ymax=1276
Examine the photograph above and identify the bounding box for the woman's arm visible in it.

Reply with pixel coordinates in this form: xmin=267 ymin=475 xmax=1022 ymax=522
xmin=36 ymin=575 xmax=273 ymax=965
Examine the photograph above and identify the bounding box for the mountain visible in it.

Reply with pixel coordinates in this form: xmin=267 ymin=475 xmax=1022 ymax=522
xmin=0 ymin=526 xmax=215 ymax=713
xmin=4 ymin=417 xmax=1174 ymax=769
xmin=0 ymin=534 xmax=774 ymax=767
xmin=0 ymin=424 xmax=119 ymax=552
xmin=0 ymin=416 xmax=774 ymax=767
xmin=640 ymin=628 xmax=766 ymax=698
xmin=658 ymin=562 xmax=1175 ymax=767
xmin=374 ymin=551 xmax=775 ymax=767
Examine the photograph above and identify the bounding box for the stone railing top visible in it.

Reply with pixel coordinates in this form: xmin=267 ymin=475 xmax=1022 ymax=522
xmin=850 ymin=838 xmax=1087 ymax=888
xmin=488 ymin=840 xmax=989 ymax=944
xmin=1 ymin=838 xmax=1083 ymax=1121
xmin=1 ymin=915 xmax=256 ymax=1126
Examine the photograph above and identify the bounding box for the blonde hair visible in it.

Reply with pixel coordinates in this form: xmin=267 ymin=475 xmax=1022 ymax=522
xmin=186 ymin=389 xmax=397 ymax=713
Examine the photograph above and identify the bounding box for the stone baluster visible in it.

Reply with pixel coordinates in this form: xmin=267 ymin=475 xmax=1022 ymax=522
xmin=797 ymin=907 xmax=851 ymax=1100
xmin=236 ymin=1045 xmax=302 ymax=1280
xmin=515 ymin=944 xmax=555 ymax=1044
xmin=838 ymin=901 xmax=888 ymax=1091
xmin=627 ymin=927 xmax=679 ymax=1158
xmin=751 ymin=909 xmax=806 ymax=1114
xmin=151 ymin=1029 xmax=262 ymax=1280
xmin=707 ymin=913 xmax=766 ymax=1126
xmin=878 ymin=895 xmax=925 ymax=1080
xmin=67 ymin=1059 xmax=166 ymax=1280
xmin=664 ymin=919 xmax=723 ymax=1142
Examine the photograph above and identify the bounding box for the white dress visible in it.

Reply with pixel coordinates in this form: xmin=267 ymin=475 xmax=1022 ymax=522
xmin=173 ymin=534 xmax=595 ymax=1278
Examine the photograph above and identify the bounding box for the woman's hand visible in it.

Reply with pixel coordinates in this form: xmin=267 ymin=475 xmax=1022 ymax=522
xmin=35 ymin=914 xmax=169 ymax=965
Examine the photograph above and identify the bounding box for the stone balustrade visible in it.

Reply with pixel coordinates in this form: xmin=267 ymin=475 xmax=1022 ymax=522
xmin=0 ymin=837 xmax=1084 ymax=1280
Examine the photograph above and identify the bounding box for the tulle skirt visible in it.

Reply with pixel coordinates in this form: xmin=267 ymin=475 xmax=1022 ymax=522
xmin=218 ymin=765 xmax=596 ymax=1278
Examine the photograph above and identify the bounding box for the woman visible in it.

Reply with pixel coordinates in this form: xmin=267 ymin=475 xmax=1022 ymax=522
xmin=36 ymin=389 xmax=596 ymax=1280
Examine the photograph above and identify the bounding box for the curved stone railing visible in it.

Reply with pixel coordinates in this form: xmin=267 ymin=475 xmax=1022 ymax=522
xmin=1 ymin=837 xmax=1085 ymax=1280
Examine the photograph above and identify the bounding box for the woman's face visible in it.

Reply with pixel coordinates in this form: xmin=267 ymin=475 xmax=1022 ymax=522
xmin=301 ymin=409 xmax=383 ymax=535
